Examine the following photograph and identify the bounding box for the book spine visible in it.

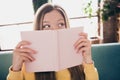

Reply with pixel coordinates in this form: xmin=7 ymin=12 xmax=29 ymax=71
xmin=57 ymin=31 xmax=60 ymax=71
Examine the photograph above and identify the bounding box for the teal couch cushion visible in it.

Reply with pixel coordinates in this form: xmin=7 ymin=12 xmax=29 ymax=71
xmin=0 ymin=52 xmax=12 ymax=80
xmin=92 ymin=43 xmax=120 ymax=80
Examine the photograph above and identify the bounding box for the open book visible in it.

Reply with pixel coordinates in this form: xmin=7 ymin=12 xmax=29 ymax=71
xmin=21 ymin=27 xmax=83 ymax=72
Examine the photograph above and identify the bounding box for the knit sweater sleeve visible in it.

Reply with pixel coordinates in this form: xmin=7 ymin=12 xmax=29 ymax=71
xmin=7 ymin=66 xmax=24 ymax=80
xmin=83 ymin=63 xmax=99 ymax=80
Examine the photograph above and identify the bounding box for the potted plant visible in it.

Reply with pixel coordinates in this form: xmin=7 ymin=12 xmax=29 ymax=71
xmin=101 ymin=0 xmax=120 ymax=21
xmin=101 ymin=0 xmax=120 ymax=43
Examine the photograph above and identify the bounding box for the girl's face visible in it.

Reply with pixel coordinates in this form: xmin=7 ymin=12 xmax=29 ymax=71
xmin=42 ymin=10 xmax=66 ymax=30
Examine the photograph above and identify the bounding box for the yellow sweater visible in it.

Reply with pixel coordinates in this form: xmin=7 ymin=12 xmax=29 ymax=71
xmin=7 ymin=63 xmax=99 ymax=80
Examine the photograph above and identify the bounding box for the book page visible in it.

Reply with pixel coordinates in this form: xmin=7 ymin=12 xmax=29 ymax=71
xmin=21 ymin=30 xmax=58 ymax=72
xmin=58 ymin=27 xmax=83 ymax=70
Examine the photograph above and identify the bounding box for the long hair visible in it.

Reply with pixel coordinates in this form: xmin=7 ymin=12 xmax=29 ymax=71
xmin=33 ymin=3 xmax=85 ymax=80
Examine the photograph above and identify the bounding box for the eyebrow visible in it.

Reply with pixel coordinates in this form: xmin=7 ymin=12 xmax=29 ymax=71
xmin=43 ymin=21 xmax=49 ymax=23
xmin=43 ymin=18 xmax=64 ymax=23
xmin=57 ymin=18 xmax=64 ymax=22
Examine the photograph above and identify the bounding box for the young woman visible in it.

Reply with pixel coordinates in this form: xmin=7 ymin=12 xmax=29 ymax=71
xmin=7 ymin=3 xmax=99 ymax=80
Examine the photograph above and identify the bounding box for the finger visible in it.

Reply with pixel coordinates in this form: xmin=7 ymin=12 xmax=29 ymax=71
xmin=79 ymin=32 xmax=88 ymax=39
xmin=19 ymin=52 xmax=35 ymax=61
xmin=78 ymin=41 xmax=87 ymax=48
xmin=21 ymin=56 xmax=32 ymax=62
xmin=74 ymin=38 xmax=87 ymax=49
xmin=15 ymin=47 xmax=36 ymax=54
xmin=15 ymin=40 xmax=31 ymax=49
xmin=78 ymin=47 xmax=87 ymax=54
xmin=76 ymin=42 xmax=88 ymax=53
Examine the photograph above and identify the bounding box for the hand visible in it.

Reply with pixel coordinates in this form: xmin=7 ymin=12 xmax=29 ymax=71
xmin=12 ymin=41 xmax=36 ymax=71
xmin=74 ymin=32 xmax=93 ymax=64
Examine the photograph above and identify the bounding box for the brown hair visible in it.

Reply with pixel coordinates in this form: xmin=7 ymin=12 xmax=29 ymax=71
xmin=34 ymin=3 xmax=85 ymax=80
xmin=33 ymin=3 xmax=69 ymax=30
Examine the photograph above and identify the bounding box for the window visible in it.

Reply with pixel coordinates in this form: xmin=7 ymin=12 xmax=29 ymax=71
xmin=52 ymin=0 xmax=98 ymax=18
xmin=52 ymin=0 xmax=99 ymax=38
xmin=0 ymin=0 xmax=99 ymax=50
xmin=0 ymin=0 xmax=34 ymax=24
xmin=0 ymin=0 xmax=34 ymax=50
xmin=0 ymin=24 xmax=33 ymax=50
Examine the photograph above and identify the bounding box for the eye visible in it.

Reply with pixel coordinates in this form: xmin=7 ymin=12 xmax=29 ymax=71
xmin=43 ymin=25 xmax=51 ymax=29
xmin=58 ymin=23 xmax=65 ymax=28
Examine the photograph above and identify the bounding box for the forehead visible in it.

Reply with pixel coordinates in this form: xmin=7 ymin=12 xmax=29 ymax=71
xmin=43 ymin=10 xmax=64 ymax=21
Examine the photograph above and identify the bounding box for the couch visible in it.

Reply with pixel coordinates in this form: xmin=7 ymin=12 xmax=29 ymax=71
xmin=92 ymin=43 xmax=120 ymax=80
xmin=0 ymin=51 xmax=12 ymax=80
xmin=0 ymin=43 xmax=120 ymax=80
